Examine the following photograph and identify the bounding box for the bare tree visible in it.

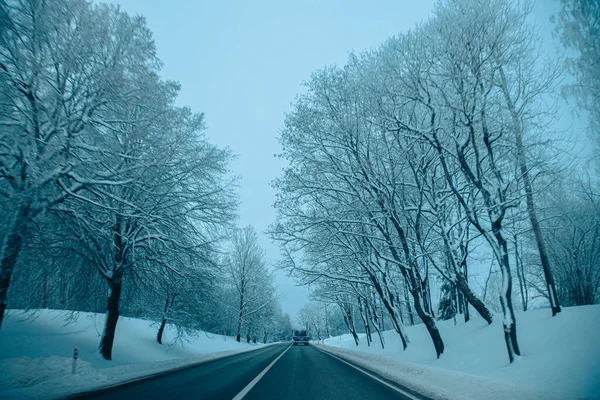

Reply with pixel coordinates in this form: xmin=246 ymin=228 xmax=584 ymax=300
xmin=226 ymin=226 xmax=276 ymax=342
xmin=543 ymin=176 xmax=600 ymax=306
xmin=0 ymin=0 xmax=144 ymax=328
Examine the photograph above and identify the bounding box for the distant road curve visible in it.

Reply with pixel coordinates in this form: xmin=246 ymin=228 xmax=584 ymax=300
xmin=69 ymin=342 xmax=429 ymax=400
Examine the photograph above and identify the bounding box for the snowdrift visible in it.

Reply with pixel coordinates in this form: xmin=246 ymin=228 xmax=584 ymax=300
xmin=322 ymin=305 xmax=600 ymax=399
xmin=0 ymin=309 xmax=264 ymax=399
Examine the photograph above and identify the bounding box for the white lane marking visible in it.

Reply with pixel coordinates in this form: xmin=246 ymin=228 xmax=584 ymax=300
xmin=232 ymin=344 xmax=292 ymax=400
xmin=314 ymin=346 xmax=422 ymax=400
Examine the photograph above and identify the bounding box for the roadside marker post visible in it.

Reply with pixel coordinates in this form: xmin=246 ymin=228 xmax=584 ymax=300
xmin=72 ymin=345 xmax=79 ymax=375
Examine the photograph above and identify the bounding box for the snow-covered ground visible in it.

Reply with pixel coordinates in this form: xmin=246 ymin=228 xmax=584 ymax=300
xmin=0 ymin=309 xmax=265 ymax=399
xmin=1 ymin=306 xmax=597 ymax=399
xmin=320 ymin=305 xmax=600 ymax=400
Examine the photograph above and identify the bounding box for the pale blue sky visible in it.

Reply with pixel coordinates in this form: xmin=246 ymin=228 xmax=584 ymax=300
xmin=112 ymin=0 xmax=575 ymax=319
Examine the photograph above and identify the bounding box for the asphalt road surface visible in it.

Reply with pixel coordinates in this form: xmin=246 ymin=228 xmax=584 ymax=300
xmin=70 ymin=343 xmax=417 ymax=400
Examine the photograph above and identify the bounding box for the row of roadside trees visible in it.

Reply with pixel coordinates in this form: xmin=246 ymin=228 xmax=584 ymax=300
xmin=0 ymin=0 xmax=287 ymax=360
xmin=270 ymin=0 xmax=599 ymax=363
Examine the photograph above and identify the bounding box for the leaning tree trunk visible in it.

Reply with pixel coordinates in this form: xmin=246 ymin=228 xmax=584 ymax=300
xmin=157 ymin=294 xmax=171 ymax=345
xmin=368 ymin=273 xmax=407 ymax=349
xmin=157 ymin=317 xmax=167 ymax=345
xmin=342 ymin=310 xmax=359 ymax=346
xmin=368 ymin=300 xmax=385 ymax=349
xmin=378 ymin=276 xmax=408 ymax=349
xmin=456 ymin=274 xmax=492 ymax=324
xmin=357 ymin=296 xmax=371 ymax=346
xmin=518 ymin=139 xmax=561 ymax=315
xmin=99 ymin=276 xmax=123 ymax=360
xmin=0 ymin=205 xmax=31 ymax=329
xmin=383 ymin=294 xmax=407 ymax=349
xmin=443 ymin=234 xmax=492 ymax=324
xmin=391 ymin=220 xmax=445 ymax=358
xmin=498 ymin=66 xmax=561 ymax=316
xmin=406 ymin=268 xmax=445 ymax=358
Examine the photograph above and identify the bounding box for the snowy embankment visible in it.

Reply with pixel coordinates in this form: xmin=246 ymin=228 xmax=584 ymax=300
xmin=0 ymin=310 xmax=264 ymax=399
xmin=319 ymin=305 xmax=600 ymax=400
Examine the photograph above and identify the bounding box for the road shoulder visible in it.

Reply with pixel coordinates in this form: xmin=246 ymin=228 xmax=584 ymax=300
xmin=1 ymin=343 xmax=281 ymax=400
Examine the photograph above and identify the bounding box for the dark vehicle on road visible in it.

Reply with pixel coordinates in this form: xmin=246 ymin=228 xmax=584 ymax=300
xmin=293 ymin=330 xmax=310 ymax=346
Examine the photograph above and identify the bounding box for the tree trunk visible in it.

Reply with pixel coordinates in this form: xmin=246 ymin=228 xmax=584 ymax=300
xmin=357 ymin=296 xmax=371 ymax=346
xmin=387 ymin=208 xmax=444 ymax=355
xmin=514 ymin=234 xmax=528 ymax=311
xmin=426 ymin=273 xmax=435 ymax=319
xmin=0 ymin=205 xmax=30 ymax=329
xmin=403 ymin=285 xmax=414 ymax=326
xmin=494 ymin=229 xmax=521 ymax=363
xmin=407 ymin=268 xmax=444 ymax=358
xmin=0 ymin=231 xmax=23 ymax=329
xmin=349 ymin=322 xmax=359 ymax=346
xmin=324 ymin=305 xmax=330 ymax=338
xmin=421 ymin=273 xmax=432 ymax=315
xmin=370 ymin=275 xmax=407 ymax=349
xmin=157 ymin=318 xmax=167 ymax=345
xmin=443 ymin=235 xmax=488 ymax=323
xmin=498 ymin=66 xmax=561 ymax=316
xmin=456 ymin=274 xmax=492 ymax=324
xmin=99 ymin=277 xmax=122 ymax=360
xmin=522 ymin=159 xmax=561 ymax=315
xmin=342 ymin=309 xmax=359 ymax=346
xmin=369 ymin=300 xmax=385 ymax=349
xmin=385 ymin=299 xmax=407 ymax=349
xmin=313 ymin=324 xmax=321 ymax=341
xmin=461 ymin=260 xmax=470 ymax=322
xmin=462 ymin=290 xmax=470 ymax=322
xmin=365 ymin=304 xmax=372 ymax=345
xmin=157 ymin=294 xmax=171 ymax=345
xmin=236 ymin=292 xmax=244 ymax=342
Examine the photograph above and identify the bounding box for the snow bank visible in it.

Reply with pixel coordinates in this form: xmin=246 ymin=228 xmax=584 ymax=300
xmin=316 ymin=345 xmax=569 ymax=400
xmin=322 ymin=305 xmax=600 ymax=399
xmin=0 ymin=309 xmax=265 ymax=399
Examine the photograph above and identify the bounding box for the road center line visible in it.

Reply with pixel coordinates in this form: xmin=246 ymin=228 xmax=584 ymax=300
xmin=314 ymin=346 xmax=423 ymax=400
xmin=232 ymin=344 xmax=292 ymax=400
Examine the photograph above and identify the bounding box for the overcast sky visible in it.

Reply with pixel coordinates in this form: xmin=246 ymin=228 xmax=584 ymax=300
xmin=111 ymin=0 xmax=574 ymax=320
